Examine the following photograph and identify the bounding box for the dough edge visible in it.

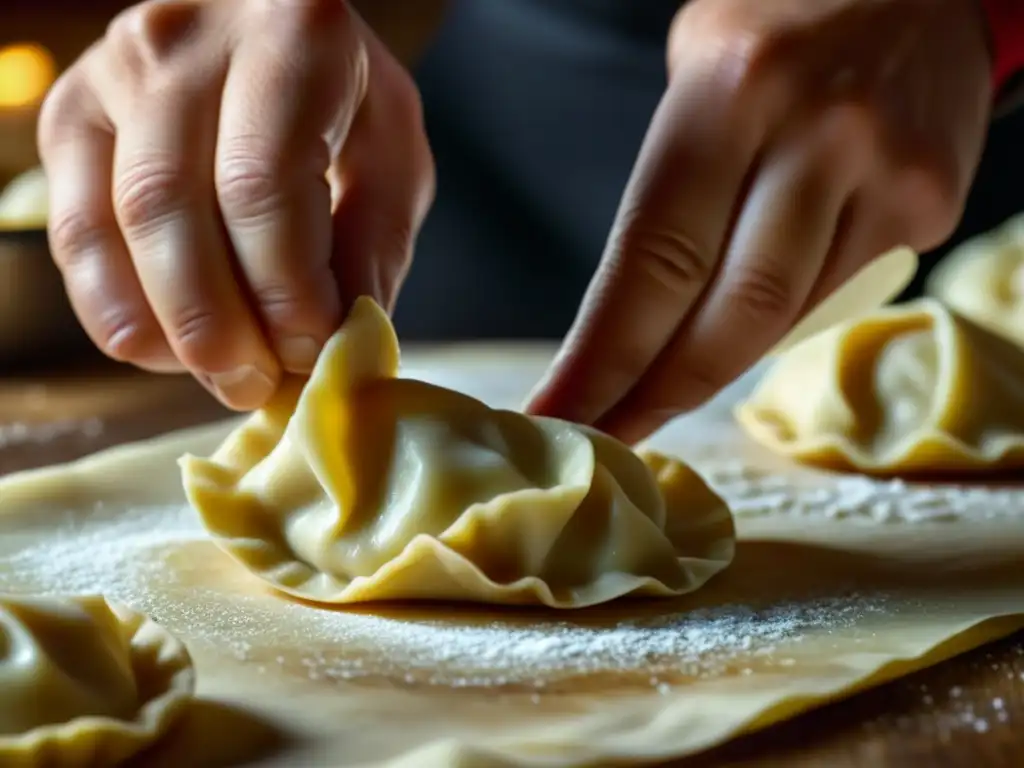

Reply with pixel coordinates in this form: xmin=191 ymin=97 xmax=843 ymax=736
xmin=0 ymin=595 xmax=195 ymax=768
xmin=181 ymin=431 xmax=737 ymax=609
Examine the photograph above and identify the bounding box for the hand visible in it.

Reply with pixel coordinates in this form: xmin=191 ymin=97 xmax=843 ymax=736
xmin=526 ymin=0 xmax=993 ymax=444
xmin=38 ymin=0 xmax=434 ymax=410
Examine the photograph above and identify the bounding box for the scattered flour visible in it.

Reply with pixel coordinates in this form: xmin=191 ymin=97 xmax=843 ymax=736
xmin=0 ymin=418 xmax=104 ymax=448
xmin=863 ymin=639 xmax=1023 ymax=741
xmin=266 ymin=592 xmax=887 ymax=687
xmin=703 ymin=462 xmax=1024 ymax=522
xmin=0 ymin=503 xmax=889 ymax=690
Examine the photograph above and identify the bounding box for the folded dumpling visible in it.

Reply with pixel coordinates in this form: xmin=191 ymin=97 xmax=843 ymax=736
xmin=735 ymin=299 xmax=1024 ymax=474
xmin=181 ymin=298 xmax=735 ymax=608
xmin=926 ymin=213 xmax=1024 ymax=347
xmin=0 ymin=594 xmax=194 ymax=767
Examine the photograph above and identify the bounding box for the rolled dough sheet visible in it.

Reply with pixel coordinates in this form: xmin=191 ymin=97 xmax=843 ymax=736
xmin=1 ymin=349 xmax=1023 ymax=768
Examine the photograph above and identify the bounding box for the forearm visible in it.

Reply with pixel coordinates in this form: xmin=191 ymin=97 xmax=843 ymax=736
xmin=350 ymin=0 xmax=450 ymax=66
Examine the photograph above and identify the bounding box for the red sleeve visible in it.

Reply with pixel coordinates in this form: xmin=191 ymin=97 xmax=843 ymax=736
xmin=980 ymin=0 xmax=1024 ymax=94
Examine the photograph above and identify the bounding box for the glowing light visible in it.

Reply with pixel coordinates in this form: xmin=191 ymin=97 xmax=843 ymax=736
xmin=0 ymin=43 xmax=57 ymax=108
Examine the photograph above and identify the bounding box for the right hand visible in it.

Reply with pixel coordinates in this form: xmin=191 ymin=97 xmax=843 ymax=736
xmin=38 ymin=0 xmax=435 ymax=410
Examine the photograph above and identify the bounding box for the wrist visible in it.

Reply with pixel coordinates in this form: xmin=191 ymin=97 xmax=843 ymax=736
xmin=979 ymin=0 xmax=1024 ymax=97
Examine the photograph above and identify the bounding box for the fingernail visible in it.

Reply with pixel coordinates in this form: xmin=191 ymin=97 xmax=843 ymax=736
xmin=138 ymin=359 xmax=187 ymax=374
xmin=277 ymin=335 xmax=321 ymax=373
xmin=209 ymin=365 xmax=275 ymax=409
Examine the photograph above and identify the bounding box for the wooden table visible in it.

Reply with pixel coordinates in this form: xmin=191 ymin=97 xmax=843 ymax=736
xmin=1 ymin=359 xmax=1021 ymax=768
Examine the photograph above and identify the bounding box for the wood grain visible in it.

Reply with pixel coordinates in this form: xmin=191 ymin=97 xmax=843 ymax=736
xmin=0 ymin=360 xmax=1021 ymax=767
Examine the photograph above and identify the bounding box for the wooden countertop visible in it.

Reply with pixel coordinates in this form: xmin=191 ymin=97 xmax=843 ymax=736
xmin=0 ymin=358 xmax=1020 ymax=768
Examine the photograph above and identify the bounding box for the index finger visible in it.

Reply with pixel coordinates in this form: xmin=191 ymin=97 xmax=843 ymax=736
xmin=525 ymin=61 xmax=768 ymax=427
xmin=215 ymin=0 xmax=368 ymax=374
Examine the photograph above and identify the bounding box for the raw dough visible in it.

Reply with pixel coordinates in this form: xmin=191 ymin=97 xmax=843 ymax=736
xmin=771 ymin=246 xmax=920 ymax=355
xmin=0 ymin=594 xmax=194 ymax=767
xmin=0 ymin=167 xmax=47 ymax=230
xmin=181 ymin=298 xmax=735 ymax=608
xmin=736 ymin=299 xmax=1024 ymax=474
xmin=926 ymin=213 xmax=1024 ymax=347
xmin=3 ymin=354 xmax=1024 ymax=767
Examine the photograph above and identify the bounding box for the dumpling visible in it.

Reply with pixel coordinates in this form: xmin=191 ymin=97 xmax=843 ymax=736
xmin=926 ymin=213 xmax=1024 ymax=347
xmin=0 ymin=594 xmax=194 ymax=767
xmin=0 ymin=167 xmax=47 ymax=230
xmin=180 ymin=298 xmax=735 ymax=608
xmin=735 ymin=299 xmax=1024 ymax=474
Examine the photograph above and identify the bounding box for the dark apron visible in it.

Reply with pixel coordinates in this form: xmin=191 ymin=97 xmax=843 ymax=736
xmin=393 ymin=0 xmax=1024 ymax=340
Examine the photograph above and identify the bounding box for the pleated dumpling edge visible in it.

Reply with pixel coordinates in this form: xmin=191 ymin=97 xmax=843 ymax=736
xmin=180 ymin=297 xmax=735 ymax=608
xmin=735 ymin=299 xmax=1024 ymax=474
xmin=0 ymin=594 xmax=194 ymax=767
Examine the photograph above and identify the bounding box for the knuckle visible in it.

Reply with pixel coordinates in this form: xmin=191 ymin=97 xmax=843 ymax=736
xmin=711 ymin=29 xmax=790 ymax=100
xmin=216 ymin=144 xmax=286 ymax=223
xmin=821 ymin=101 xmax=879 ymax=151
xmin=251 ymin=283 xmax=324 ymax=330
xmin=114 ymin=156 xmax=190 ymax=233
xmin=94 ymin=313 xmax=162 ymax=362
xmin=104 ymin=6 xmax=143 ymax=55
xmin=37 ymin=73 xmax=88 ymax=150
xmin=382 ymin=222 xmax=417 ymax=276
xmin=669 ymin=5 xmax=789 ymax=91
xmin=723 ymin=263 xmax=801 ymax=321
xmin=737 ymin=34 xmax=784 ymax=80
xmin=251 ymin=0 xmax=353 ymax=40
xmin=363 ymin=212 xmax=418 ymax=271
xmin=48 ymin=207 xmax=111 ymax=264
xmin=618 ymin=223 xmax=715 ymax=297
xmin=896 ymin=167 xmax=963 ymax=249
xmin=106 ymin=0 xmax=203 ymax=68
xmin=675 ymin=360 xmax=729 ymax=409
xmin=165 ymin=304 xmax=222 ymax=366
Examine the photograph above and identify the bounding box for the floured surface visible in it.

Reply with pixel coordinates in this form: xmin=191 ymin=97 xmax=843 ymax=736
xmin=1 ymin=348 xmax=1024 ymax=767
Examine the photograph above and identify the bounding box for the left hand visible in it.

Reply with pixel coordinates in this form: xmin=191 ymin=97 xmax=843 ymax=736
xmin=526 ymin=0 xmax=993 ymax=444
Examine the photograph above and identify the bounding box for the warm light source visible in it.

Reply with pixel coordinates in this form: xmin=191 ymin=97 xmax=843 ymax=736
xmin=0 ymin=43 xmax=57 ymax=108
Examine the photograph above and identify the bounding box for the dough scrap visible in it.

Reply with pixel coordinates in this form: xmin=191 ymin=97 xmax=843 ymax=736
xmin=180 ymin=298 xmax=735 ymax=608
xmin=735 ymin=299 xmax=1024 ymax=474
xmin=0 ymin=594 xmax=194 ymax=768
xmin=926 ymin=213 xmax=1024 ymax=347
xmin=0 ymin=167 xmax=47 ymax=230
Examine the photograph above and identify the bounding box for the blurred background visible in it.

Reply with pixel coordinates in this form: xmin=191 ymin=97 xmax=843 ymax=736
xmin=2 ymin=0 xmax=1024 ymax=366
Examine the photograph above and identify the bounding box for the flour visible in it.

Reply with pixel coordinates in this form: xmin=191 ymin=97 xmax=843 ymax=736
xmin=703 ymin=462 xmax=1024 ymax=522
xmin=0 ymin=503 xmax=204 ymax=615
xmin=0 ymin=502 xmax=890 ymax=690
xmin=275 ymin=592 xmax=887 ymax=687
xmin=0 ymin=418 xmax=104 ymax=448
xmin=863 ymin=639 xmax=1023 ymax=741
